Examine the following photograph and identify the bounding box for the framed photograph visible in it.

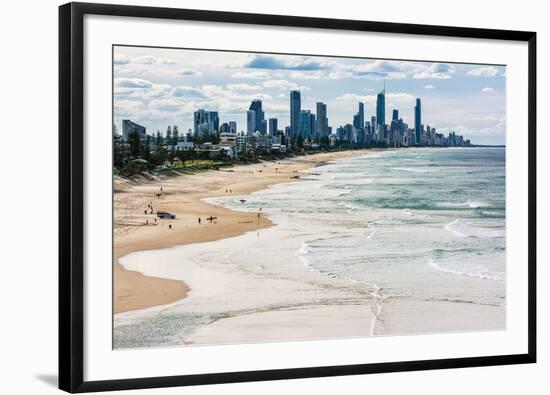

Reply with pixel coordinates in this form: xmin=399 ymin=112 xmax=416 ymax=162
xmin=59 ymin=2 xmax=537 ymax=392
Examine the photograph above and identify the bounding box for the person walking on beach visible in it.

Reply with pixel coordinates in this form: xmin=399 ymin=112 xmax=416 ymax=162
xmin=198 ymin=217 xmax=201 ymax=225
xmin=257 ymin=212 xmax=261 ymax=224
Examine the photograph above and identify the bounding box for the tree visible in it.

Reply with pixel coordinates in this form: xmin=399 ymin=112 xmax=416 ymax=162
xmin=128 ymin=131 xmax=141 ymax=159
xmin=172 ymin=125 xmax=179 ymax=146
xmin=211 ymin=131 xmax=220 ymax=144
xmin=296 ymin=135 xmax=304 ymax=149
xmin=155 ymin=130 xmax=162 ymax=148
xmin=142 ymin=135 xmax=152 ymax=165
xmin=165 ymin=126 xmax=172 ymax=147
xmin=320 ymin=135 xmax=330 ymax=148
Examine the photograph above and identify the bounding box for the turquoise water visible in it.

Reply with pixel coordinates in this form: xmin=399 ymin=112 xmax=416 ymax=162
xmin=220 ymin=147 xmax=506 ymax=307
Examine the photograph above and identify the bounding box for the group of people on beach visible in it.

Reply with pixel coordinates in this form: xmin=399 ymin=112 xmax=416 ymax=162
xmin=138 ymin=185 xmax=265 ymax=234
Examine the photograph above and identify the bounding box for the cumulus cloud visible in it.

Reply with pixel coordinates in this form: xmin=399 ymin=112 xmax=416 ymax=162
xmin=171 ymin=86 xmax=207 ymax=99
xmin=114 ymin=78 xmax=153 ymax=88
xmin=113 ymin=56 xmax=130 ymax=65
xmin=226 ymin=83 xmax=262 ymax=91
xmin=482 ymin=87 xmax=494 ymax=93
xmin=347 ymin=60 xmax=408 ymax=80
xmin=246 ymin=55 xmax=324 ymax=71
xmin=231 ymin=71 xmax=271 ymax=79
xmin=133 ymin=56 xmax=157 ymax=65
xmin=467 ymin=66 xmax=500 ymax=77
xmin=178 ymin=68 xmax=203 ymax=77
xmin=262 ymin=79 xmax=308 ymax=91
xmin=413 ymin=63 xmax=456 ymax=79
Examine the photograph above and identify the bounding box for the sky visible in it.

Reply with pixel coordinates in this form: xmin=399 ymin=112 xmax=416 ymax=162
xmin=114 ymin=46 xmax=506 ymax=145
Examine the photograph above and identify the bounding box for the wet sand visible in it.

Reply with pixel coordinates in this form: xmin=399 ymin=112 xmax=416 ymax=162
xmin=114 ymin=150 xmax=371 ymax=313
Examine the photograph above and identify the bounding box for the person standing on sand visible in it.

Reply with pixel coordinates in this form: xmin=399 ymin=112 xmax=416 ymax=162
xmin=198 ymin=217 xmax=201 ymax=225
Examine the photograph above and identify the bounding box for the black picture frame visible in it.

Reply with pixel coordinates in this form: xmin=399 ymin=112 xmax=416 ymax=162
xmin=59 ymin=2 xmax=537 ymax=393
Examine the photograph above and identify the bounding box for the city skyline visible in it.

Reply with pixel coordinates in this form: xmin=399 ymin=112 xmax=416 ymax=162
xmin=114 ymin=46 xmax=506 ymax=145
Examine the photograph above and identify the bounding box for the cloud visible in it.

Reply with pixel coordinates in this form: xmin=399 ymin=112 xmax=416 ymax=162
xmin=149 ymin=98 xmax=187 ymax=112
xmin=287 ymin=60 xmax=455 ymax=81
xmin=262 ymin=79 xmax=308 ymax=91
xmin=133 ymin=56 xmax=157 ymax=65
xmin=413 ymin=63 xmax=456 ymax=79
xmin=123 ymin=55 xmax=177 ymax=66
xmin=158 ymin=59 xmax=176 ymax=65
xmin=231 ymin=71 xmax=270 ymax=79
xmin=288 ymin=71 xmax=325 ymax=80
xmin=114 ymin=78 xmax=153 ymax=88
xmin=347 ymin=60 xmax=408 ymax=80
xmin=467 ymin=66 xmax=500 ymax=77
xmin=246 ymin=55 xmax=324 ymax=71
xmin=482 ymin=87 xmax=494 ymax=93
xmin=335 ymin=93 xmax=364 ymax=101
xmin=178 ymin=68 xmax=203 ymax=77
xmin=171 ymin=86 xmax=207 ymax=99
xmin=424 ymin=84 xmax=435 ymax=89
xmin=226 ymin=83 xmax=262 ymax=91
xmin=113 ymin=56 xmax=130 ymax=65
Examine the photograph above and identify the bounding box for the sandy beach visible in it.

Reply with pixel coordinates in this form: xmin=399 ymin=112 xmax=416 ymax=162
xmin=114 ymin=150 xmax=372 ymax=314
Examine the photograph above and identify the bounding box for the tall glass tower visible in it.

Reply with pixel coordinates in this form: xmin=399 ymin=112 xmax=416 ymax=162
xmin=290 ymin=90 xmax=301 ymax=138
xmin=316 ymin=102 xmax=327 ymax=138
xmin=415 ymin=98 xmax=422 ymax=145
xmin=358 ymin=102 xmax=365 ymax=130
xmin=376 ymin=82 xmax=385 ymax=128
xmin=246 ymin=110 xmax=256 ymax=136
xmin=249 ymin=100 xmax=265 ymax=134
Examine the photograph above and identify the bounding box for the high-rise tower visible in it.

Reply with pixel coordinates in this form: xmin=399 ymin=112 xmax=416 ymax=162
xmin=290 ymin=90 xmax=301 ymax=138
xmin=415 ymin=98 xmax=422 ymax=145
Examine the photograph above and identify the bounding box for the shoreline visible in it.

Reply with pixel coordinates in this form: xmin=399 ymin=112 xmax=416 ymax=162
xmin=114 ymin=149 xmax=373 ymax=314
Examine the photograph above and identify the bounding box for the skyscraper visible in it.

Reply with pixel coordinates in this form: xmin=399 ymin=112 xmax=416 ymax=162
xmin=246 ymin=110 xmax=256 ymax=136
xmin=415 ymin=98 xmax=422 ymax=145
xmin=249 ymin=100 xmax=265 ymax=134
xmin=358 ymin=102 xmax=365 ymax=130
xmin=268 ymin=118 xmax=278 ymax=135
xmin=193 ymin=109 xmax=218 ymax=136
xmin=290 ymin=90 xmax=301 ymax=138
xmin=316 ymin=102 xmax=327 ymax=138
xmin=228 ymin=121 xmax=237 ymax=133
xmin=298 ymin=110 xmax=314 ymax=138
xmin=376 ymin=83 xmax=385 ymax=128
xmin=354 ymin=102 xmax=365 ymax=132
xmin=392 ymin=109 xmax=399 ymax=122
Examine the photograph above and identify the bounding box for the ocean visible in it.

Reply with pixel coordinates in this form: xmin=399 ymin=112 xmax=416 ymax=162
xmin=115 ymin=147 xmax=506 ymax=348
